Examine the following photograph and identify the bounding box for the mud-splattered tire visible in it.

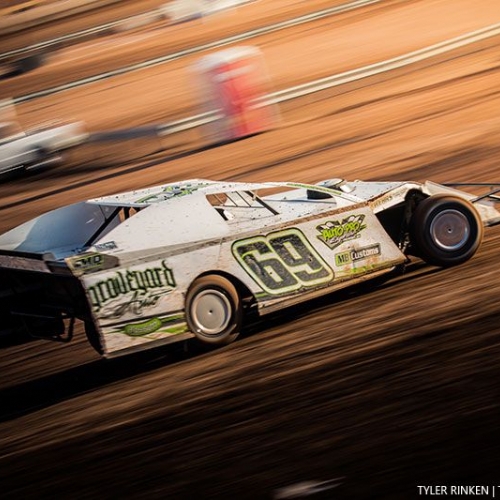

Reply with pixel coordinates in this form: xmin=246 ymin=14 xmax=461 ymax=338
xmin=410 ymin=194 xmax=483 ymax=267
xmin=186 ymin=275 xmax=242 ymax=346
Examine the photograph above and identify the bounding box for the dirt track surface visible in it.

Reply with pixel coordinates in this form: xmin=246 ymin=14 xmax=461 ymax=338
xmin=1 ymin=1 xmax=500 ymax=499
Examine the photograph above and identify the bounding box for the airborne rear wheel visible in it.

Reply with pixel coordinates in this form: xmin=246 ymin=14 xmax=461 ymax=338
xmin=410 ymin=194 xmax=483 ymax=267
xmin=186 ymin=275 xmax=242 ymax=346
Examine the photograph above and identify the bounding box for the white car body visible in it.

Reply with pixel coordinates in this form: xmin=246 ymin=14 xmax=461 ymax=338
xmin=0 ymin=177 xmax=499 ymax=356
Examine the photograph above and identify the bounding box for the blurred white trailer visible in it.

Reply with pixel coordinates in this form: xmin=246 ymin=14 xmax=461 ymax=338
xmin=0 ymin=100 xmax=87 ymax=174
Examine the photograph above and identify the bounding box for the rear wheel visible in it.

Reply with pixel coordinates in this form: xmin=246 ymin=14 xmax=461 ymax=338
xmin=186 ymin=275 xmax=242 ymax=346
xmin=410 ymin=194 xmax=483 ymax=267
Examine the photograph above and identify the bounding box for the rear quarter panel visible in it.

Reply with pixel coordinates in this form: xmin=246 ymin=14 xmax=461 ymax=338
xmin=79 ymin=244 xmax=221 ymax=356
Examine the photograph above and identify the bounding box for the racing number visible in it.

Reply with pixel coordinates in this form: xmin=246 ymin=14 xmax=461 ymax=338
xmin=232 ymin=228 xmax=334 ymax=294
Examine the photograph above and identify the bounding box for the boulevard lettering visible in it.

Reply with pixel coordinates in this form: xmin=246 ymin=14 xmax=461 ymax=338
xmin=87 ymin=260 xmax=176 ymax=312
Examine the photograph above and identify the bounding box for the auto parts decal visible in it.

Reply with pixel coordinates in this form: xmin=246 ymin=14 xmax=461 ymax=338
xmin=316 ymin=214 xmax=366 ymax=249
xmin=232 ymin=228 xmax=333 ymax=295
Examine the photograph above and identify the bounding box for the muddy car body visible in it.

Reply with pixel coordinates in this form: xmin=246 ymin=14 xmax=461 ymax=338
xmin=1 ymin=177 xmax=499 ymax=357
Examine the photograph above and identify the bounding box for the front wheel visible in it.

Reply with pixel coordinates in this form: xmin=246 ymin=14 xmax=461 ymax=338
xmin=185 ymin=275 xmax=242 ymax=346
xmin=409 ymin=194 xmax=483 ymax=267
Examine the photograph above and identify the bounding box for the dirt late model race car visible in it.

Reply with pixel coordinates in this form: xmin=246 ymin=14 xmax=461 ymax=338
xmin=1 ymin=177 xmax=499 ymax=357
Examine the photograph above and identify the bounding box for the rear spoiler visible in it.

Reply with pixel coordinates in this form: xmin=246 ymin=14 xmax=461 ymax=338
xmin=0 ymin=249 xmax=71 ymax=274
xmin=444 ymin=183 xmax=500 ymax=227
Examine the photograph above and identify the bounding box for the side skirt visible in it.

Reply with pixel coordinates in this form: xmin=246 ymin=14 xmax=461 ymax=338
xmin=256 ymin=266 xmax=398 ymax=316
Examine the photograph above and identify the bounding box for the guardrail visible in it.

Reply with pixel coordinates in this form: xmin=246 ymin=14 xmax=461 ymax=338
xmin=7 ymin=20 xmax=499 ymax=146
xmin=89 ymin=22 xmax=500 ymax=143
xmin=0 ymin=0 xmax=124 ymax=35
xmin=153 ymin=23 xmax=500 ymax=138
xmin=1 ymin=0 xmax=381 ymax=61
xmin=8 ymin=0 xmax=382 ymax=90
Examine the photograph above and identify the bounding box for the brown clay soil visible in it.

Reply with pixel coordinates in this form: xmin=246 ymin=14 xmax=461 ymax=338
xmin=1 ymin=1 xmax=500 ymax=499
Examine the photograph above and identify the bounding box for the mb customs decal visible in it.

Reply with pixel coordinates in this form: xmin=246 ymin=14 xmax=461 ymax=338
xmin=87 ymin=260 xmax=176 ymax=318
xmin=317 ymin=214 xmax=366 ymax=249
xmin=335 ymin=244 xmax=381 ymax=266
xmin=232 ymin=228 xmax=334 ymax=295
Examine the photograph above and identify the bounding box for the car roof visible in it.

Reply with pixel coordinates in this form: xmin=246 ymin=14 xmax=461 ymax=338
xmin=87 ymin=179 xmax=361 ymax=257
xmin=89 ymin=179 xmax=267 ymax=207
xmin=87 ymin=179 xmax=354 ymax=207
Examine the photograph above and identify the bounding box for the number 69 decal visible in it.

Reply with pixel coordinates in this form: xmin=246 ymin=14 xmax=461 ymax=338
xmin=232 ymin=228 xmax=334 ymax=295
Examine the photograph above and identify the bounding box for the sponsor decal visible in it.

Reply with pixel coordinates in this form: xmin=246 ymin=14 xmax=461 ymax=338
xmin=87 ymin=260 xmax=176 ymax=317
xmin=232 ymin=228 xmax=333 ymax=295
xmin=371 ymin=187 xmax=407 ymax=209
xmin=68 ymin=252 xmax=119 ymax=275
xmin=335 ymin=244 xmax=381 ymax=266
xmin=107 ymin=313 xmax=187 ymax=337
xmin=136 ymin=183 xmax=205 ymax=204
xmin=124 ymin=317 xmax=162 ymax=336
xmin=73 ymin=253 xmax=104 ymax=271
xmin=94 ymin=241 xmax=117 ymax=251
xmin=372 ymin=193 xmax=395 ymax=209
xmin=317 ymin=214 xmax=366 ymax=249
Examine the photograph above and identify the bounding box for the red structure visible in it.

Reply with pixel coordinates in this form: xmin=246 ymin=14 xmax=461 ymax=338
xmin=194 ymin=46 xmax=278 ymax=143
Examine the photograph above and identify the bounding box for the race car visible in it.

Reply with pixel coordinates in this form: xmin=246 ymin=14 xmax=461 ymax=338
xmin=0 ymin=177 xmax=499 ymax=357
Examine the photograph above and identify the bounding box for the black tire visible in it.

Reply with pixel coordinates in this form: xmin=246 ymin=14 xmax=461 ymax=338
xmin=185 ymin=275 xmax=242 ymax=346
xmin=20 ymin=315 xmax=65 ymax=339
xmin=85 ymin=321 xmax=104 ymax=355
xmin=410 ymin=194 xmax=483 ymax=267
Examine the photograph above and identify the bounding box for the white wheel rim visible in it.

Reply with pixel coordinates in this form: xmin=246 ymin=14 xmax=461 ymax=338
xmin=430 ymin=209 xmax=470 ymax=251
xmin=191 ymin=289 xmax=232 ymax=335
